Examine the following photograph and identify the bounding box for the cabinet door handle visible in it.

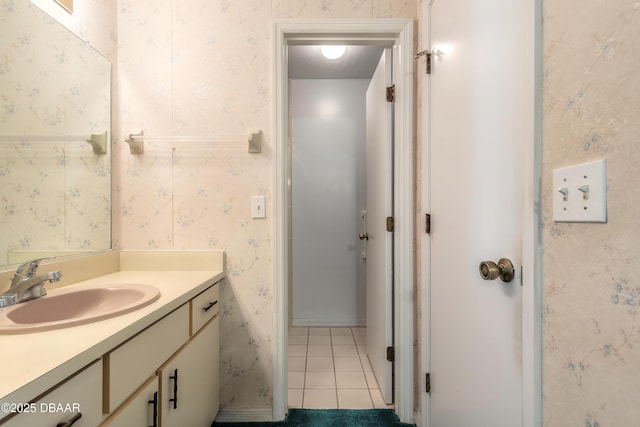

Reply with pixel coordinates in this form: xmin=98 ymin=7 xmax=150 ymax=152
xmin=169 ymin=368 xmax=179 ymax=409
xmin=203 ymin=300 xmax=218 ymax=312
xmin=148 ymin=391 xmax=158 ymax=427
xmin=56 ymin=412 xmax=82 ymax=427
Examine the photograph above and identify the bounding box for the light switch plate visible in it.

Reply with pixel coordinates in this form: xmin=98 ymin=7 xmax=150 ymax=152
xmin=251 ymin=195 xmax=266 ymax=219
xmin=553 ymin=159 xmax=607 ymax=222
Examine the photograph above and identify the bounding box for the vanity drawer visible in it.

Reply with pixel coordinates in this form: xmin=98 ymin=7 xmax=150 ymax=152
xmin=1 ymin=360 xmax=102 ymax=427
xmin=105 ymin=304 xmax=189 ymax=413
xmin=190 ymin=282 xmax=220 ymax=334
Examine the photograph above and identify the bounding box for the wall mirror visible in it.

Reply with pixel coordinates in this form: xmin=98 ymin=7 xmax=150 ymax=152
xmin=0 ymin=1 xmax=111 ymax=267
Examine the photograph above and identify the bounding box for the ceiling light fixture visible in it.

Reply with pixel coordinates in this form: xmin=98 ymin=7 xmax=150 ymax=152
xmin=320 ymin=45 xmax=346 ymax=59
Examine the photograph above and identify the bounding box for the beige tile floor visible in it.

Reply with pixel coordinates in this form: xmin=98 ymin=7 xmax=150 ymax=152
xmin=288 ymin=326 xmax=394 ymax=410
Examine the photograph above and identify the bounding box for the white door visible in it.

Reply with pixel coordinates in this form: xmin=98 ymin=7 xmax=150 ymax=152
xmin=429 ymin=0 xmax=526 ymax=425
xmin=365 ymin=48 xmax=394 ymax=404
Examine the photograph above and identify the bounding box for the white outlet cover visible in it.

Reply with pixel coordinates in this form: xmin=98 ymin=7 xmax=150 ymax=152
xmin=553 ymin=159 xmax=607 ymax=223
xmin=251 ymin=195 xmax=266 ymax=219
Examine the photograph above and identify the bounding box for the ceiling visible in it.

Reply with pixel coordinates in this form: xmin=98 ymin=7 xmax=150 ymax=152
xmin=288 ymin=45 xmax=385 ymax=79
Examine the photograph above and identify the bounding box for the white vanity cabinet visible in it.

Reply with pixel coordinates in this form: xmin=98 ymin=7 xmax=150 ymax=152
xmin=0 ymin=360 xmax=103 ymax=427
xmin=159 ymin=317 xmax=220 ymax=427
xmin=0 ymin=253 xmax=225 ymax=427
xmin=100 ymin=281 xmax=221 ymax=427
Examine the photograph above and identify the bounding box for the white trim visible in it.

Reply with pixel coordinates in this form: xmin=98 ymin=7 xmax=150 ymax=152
xmin=272 ymin=20 xmax=288 ymax=423
xmin=419 ymin=2 xmax=432 ymax=425
xmin=215 ymin=408 xmax=273 ymax=423
xmin=391 ymin=19 xmax=415 ymax=425
xmin=273 ymin=19 xmax=414 ymax=424
xmin=522 ymin=0 xmax=544 ymax=426
xmin=418 ymin=1 xmax=542 ymax=426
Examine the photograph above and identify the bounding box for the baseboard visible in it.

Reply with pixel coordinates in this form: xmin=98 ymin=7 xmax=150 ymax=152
xmin=215 ymin=407 xmax=276 ymax=423
xmin=292 ymin=318 xmax=365 ymax=327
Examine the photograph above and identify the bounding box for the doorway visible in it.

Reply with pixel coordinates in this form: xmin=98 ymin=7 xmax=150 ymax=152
xmin=288 ymin=44 xmax=395 ymax=409
xmin=273 ymin=19 xmax=415 ymax=423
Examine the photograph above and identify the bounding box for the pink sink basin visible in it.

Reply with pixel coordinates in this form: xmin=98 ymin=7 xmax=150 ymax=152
xmin=0 ymin=284 xmax=160 ymax=334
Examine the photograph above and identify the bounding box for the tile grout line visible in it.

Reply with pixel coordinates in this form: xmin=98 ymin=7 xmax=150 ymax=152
xmin=355 ymin=327 xmax=376 ymax=408
xmin=353 ymin=327 xmax=375 ymax=409
xmin=291 ymin=326 xmax=380 ymax=409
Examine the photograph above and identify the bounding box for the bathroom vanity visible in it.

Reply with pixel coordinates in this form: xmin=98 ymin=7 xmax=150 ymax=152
xmin=0 ymin=251 xmax=224 ymax=426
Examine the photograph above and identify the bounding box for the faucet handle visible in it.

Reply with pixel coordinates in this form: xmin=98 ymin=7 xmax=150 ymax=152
xmin=15 ymin=257 xmax=54 ymax=277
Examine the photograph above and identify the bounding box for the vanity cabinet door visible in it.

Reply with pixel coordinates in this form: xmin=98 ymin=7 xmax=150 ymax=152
xmin=1 ymin=360 xmax=102 ymax=427
xmin=100 ymin=376 xmax=159 ymax=427
xmin=158 ymin=316 xmax=220 ymax=427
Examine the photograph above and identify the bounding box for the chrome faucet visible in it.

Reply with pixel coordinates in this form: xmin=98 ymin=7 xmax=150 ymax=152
xmin=0 ymin=258 xmax=62 ymax=308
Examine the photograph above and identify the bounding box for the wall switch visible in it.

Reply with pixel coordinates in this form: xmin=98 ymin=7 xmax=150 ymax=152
xmin=553 ymin=159 xmax=607 ymax=223
xmin=251 ymin=195 xmax=266 ymax=219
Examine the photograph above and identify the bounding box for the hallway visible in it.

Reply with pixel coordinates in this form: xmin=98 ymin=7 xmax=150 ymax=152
xmin=287 ymin=327 xmax=393 ymax=410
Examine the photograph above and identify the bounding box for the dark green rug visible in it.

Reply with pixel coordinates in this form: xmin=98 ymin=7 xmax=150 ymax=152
xmin=212 ymin=409 xmax=415 ymax=426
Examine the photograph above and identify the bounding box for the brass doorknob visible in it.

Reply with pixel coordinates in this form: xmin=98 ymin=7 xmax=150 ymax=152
xmin=479 ymin=258 xmax=514 ymax=282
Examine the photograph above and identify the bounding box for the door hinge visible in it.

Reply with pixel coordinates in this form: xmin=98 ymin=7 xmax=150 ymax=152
xmin=425 ymin=213 xmax=431 ymax=234
xmin=386 ymin=85 xmax=395 ymax=102
xmin=386 ymin=346 xmax=395 ymax=362
xmin=414 ymin=50 xmax=432 ymax=75
xmin=386 ymin=216 xmax=394 ymax=232
xmin=425 ymin=373 xmax=431 ymax=393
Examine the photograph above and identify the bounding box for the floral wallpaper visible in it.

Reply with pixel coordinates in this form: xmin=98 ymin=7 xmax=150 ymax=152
xmin=115 ymin=0 xmax=416 ymax=415
xmin=9 ymin=0 xmax=639 ymax=423
xmin=0 ymin=0 xmax=111 ymax=265
xmin=541 ymin=0 xmax=640 ymax=425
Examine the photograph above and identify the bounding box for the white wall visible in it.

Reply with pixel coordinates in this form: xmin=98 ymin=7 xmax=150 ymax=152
xmin=291 ymin=79 xmax=369 ymax=326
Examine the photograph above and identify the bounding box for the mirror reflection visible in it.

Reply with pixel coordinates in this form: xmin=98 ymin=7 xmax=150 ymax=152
xmin=0 ymin=1 xmax=111 ymax=267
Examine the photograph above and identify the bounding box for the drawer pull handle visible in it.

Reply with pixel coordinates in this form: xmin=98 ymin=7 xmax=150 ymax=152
xmin=203 ymin=300 xmax=218 ymax=312
xmin=148 ymin=391 xmax=158 ymax=427
xmin=56 ymin=413 xmax=82 ymax=427
xmin=169 ymin=368 xmax=179 ymax=409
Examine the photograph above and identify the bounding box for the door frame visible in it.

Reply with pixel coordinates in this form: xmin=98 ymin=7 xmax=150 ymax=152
xmin=419 ymin=1 xmax=543 ymax=426
xmin=273 ymin=19 xmax=414 ymax=423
